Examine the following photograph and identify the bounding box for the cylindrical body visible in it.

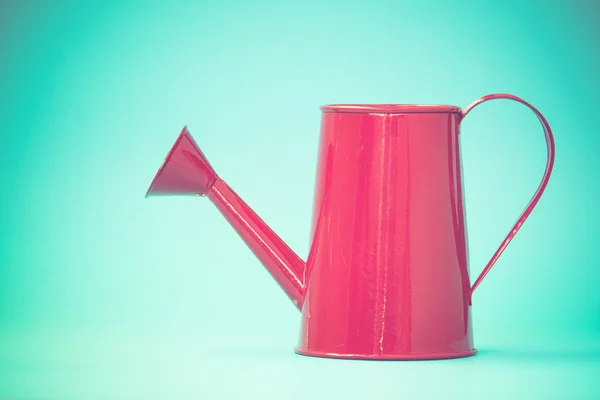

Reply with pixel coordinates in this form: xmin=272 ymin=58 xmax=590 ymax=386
xmin=296 ymin=105 xmax=475 ymax=359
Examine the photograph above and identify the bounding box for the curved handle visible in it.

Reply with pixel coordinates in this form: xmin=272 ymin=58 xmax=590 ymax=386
xmin=461 ymin=94 xmax=556 ymax=304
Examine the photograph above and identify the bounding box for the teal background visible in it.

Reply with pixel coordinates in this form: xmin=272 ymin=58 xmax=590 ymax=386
xmin=1 ymin=0 xmax=599 ymax=398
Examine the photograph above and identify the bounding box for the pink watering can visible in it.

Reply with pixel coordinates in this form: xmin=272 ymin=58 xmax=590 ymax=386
xmin=146 ymin=94 xmax=555 ymax=360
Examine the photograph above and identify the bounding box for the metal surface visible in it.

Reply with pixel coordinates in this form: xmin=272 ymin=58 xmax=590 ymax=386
xmin=146 ymin=94 xmax=555 ymax=360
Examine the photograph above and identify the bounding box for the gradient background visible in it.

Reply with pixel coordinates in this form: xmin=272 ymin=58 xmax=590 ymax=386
xmin=1 ymin=0 xmax=599 ymax=398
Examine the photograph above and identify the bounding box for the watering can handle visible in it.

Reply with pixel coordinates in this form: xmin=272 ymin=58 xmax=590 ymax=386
xmin=461 ymin=94 xmax=556 ymax=305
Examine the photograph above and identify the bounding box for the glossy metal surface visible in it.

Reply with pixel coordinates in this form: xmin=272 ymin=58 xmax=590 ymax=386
xmin=146 ymin=94 xmax=555 ymax=360
xmin=298 ymin=108 xmax=474 ymax=359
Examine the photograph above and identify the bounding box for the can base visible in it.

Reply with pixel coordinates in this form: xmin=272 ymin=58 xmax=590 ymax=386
xmin=294 ymin=348 xmax=477 ymax=361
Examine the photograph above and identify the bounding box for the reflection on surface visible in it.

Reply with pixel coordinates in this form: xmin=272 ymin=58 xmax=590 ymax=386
xmin=0 ymin=333 xmax=598 ymax=399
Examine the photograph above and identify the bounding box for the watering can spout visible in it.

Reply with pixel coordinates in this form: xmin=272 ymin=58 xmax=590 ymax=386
xmin=146 ymin=127 xmax=305 ymax=310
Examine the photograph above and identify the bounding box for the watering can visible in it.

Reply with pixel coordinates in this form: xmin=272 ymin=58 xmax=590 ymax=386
xmin=146 ymin=94 xmax=555 ymax=360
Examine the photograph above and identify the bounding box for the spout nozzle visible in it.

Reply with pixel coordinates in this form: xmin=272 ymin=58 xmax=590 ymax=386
xmin=146 ymin=126 xmax=306 ymax=309
xmin=146 ymin=126 xmax=217 ymax=197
